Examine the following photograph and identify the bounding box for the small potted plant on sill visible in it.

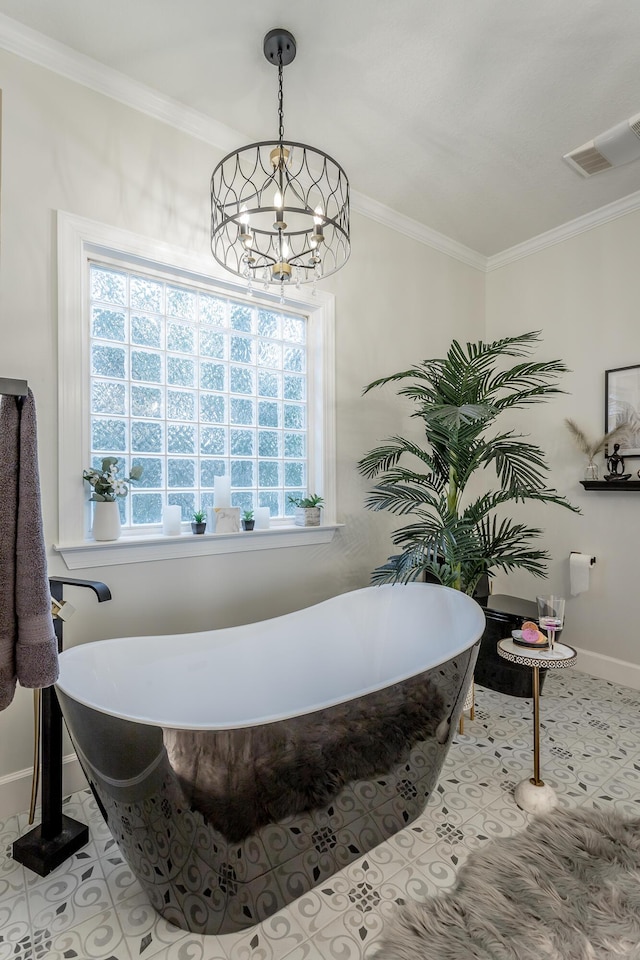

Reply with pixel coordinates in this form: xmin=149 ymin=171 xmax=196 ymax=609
xmin=242 ymin=509 xmax=255 ymax=531
xmin=288 ymin=494 xmax=324 ymax=527
xmin=191 ymin=509 xmax=207 ymax=535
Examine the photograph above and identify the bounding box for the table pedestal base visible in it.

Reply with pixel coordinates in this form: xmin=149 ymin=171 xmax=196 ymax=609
xmin=514 ymin=777 xmax=557 ymax=814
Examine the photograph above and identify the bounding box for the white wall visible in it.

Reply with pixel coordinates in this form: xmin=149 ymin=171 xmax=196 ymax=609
xmin=487 ymin=212 xmax=640 ymax=682
xmin=0 ymin=50 xmax=485 ymax=808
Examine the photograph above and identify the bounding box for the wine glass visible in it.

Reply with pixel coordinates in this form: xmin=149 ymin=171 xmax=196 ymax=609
xmin=536 ymin=596 xmax=565 ymax=652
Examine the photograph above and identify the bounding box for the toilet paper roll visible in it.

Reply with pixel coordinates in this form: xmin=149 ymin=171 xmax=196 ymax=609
xmin=570 ymin=553 xmax=592 ymax=596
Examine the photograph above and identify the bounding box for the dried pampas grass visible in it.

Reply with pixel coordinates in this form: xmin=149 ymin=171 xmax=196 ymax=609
xmin=565 ymin=418 xmax=628 ymax=459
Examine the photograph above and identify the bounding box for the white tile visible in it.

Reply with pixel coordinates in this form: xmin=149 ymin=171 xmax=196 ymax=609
xmin=115 ymin=888 xmax=191 ymax=958
xmin=0 ymin=891 xmax=31 ymax=951
xmin=101 ymin=852 xmax=144 ymax=906
xmin=0 ymin=817 xmax=27 ymax=901
xmin=27 ymin=858 xmax=112 ymax=937
xmin=286 ymin=885 xmax=351 ymax=940
xmin=304 ymin=904 xmax=385 ymax=960
xmin=47 ymin=907 xmax=133 ymax=959
xmin=222 ymin=911 xmax=309 ymax=960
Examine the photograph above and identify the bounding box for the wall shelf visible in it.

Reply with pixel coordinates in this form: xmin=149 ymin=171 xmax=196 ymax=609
xmin=580 ymin=480 xmax=640 ymax=491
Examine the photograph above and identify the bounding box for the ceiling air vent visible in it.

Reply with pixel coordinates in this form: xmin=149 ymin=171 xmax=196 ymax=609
xmin=564 ymin=111 xmax=640 ymax=177
xmin=564 ymin=145 xmax=612 ymax=177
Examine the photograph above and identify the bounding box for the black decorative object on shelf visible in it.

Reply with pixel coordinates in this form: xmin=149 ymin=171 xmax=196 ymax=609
xmin=604 ymin=442 xmax=630 ymax=480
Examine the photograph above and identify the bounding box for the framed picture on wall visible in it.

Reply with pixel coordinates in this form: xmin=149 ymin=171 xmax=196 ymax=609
xmin=605 ymin=364 xmax=640 ymax=457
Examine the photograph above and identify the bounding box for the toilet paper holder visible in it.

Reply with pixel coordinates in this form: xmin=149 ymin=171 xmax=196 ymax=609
xmin=570 ymin=551 xmax=596 ymax=565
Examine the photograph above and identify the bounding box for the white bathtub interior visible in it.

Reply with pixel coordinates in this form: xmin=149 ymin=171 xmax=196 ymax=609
xmin=56 ymin=583 xmax=485 ymax=729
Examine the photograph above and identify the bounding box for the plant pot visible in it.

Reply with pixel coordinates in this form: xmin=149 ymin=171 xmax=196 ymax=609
xmin=294 ymin=507 xmax=321 ymax=527
xmin=92 ymin=500 xmax=121 ymax=541
xmin=242 ymin=519 xmax=255 ymax=531
xmin=191 ymin=522 xmax=206 ymax=535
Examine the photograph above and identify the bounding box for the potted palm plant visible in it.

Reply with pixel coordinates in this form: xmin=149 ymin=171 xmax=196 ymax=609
xmin=358 ymin=332 xmax=579 ymax=691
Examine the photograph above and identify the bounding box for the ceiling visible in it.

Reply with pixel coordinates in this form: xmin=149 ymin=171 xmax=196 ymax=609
xmin=1 ymin=0 xmax=640 ymax=257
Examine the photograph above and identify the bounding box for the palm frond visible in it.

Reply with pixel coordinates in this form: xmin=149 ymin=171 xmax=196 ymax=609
xmin=357 ymin=438 xmax=436 ymax=478
xmin=364 ymin=481 xmax=441 ymax=515
xmin=362 ymin=363 xmax=443 ymax=396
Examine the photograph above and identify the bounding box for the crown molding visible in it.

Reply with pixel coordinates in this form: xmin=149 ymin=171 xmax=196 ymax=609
xmin=3 ymin=12 xmax=640 ymax=276
xmin=351 ymin=193 xmax=487 ymax=271
xmin=0 ymin=12 xmax=245 ymax=154
xmin=487 ymin=189 xmax=640 ymax=271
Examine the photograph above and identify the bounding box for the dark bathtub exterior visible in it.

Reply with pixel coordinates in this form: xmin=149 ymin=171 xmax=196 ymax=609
xmin=57 ymin=643 xmax=478 ymax=934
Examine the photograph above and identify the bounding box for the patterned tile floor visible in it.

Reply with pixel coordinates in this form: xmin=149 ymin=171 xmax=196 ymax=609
xmin=2 ymin=668 xmax=640 ymax=960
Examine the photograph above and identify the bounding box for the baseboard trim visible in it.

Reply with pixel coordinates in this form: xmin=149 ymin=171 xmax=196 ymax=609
xmin=572 ymin=645 xmax=640 ymax=692
xmin=0 ymin=754 xmax=88 ymax=821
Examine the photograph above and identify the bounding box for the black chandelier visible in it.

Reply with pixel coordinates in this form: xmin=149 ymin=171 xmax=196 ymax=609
xmin=210 ymin=29 xmax=350 ymax=293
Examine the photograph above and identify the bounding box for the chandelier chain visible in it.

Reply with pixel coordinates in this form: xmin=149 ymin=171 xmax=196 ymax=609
xmin=277 ymin=50 xmax=284 ymax=144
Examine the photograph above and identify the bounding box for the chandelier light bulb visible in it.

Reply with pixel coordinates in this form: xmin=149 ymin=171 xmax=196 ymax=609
xmin=238 ymin=206 xmax=252 ymax=247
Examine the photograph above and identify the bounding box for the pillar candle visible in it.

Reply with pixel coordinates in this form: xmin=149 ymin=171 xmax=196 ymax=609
xmin=254 ymin=507 xmax=270 ymax=530
xmin=162 ymin=504 xmax=182 ymax=536
xmin=214 ymin=475 xmax=231 ymax=508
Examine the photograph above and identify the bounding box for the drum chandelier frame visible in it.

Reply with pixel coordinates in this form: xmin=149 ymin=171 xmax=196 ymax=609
xmin=210 ymin=29 xmax=350 ymax=293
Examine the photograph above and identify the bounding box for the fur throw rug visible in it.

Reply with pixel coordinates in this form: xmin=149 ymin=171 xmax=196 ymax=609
xmin=376 ymin=808 xmax=640 ymax=960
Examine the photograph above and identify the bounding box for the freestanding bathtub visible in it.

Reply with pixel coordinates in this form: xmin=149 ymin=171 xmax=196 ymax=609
xmin=56 ymin=583 xmax=484 ymax=934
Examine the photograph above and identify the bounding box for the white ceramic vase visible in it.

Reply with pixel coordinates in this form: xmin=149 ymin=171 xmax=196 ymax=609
xmin=92 ymin=500 xmax=122 ymax=541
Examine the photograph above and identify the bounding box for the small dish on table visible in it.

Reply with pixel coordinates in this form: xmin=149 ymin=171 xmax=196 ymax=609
xmin=511 ymin=621 xmax=549 ymax=649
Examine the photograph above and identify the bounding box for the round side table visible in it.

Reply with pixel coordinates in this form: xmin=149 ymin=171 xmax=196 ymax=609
xmin=497 ymin=638 xmax=577 ymax=814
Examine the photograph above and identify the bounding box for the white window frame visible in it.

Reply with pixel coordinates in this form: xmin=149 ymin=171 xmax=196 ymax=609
xmin=55 ymin=212 xmax=339 ymax=568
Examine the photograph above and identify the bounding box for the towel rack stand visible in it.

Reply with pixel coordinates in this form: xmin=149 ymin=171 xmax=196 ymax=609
xmin=2 ymin=379 xmax=112 ymax=875
xmin=0 ymin=376 xmax=28 ymax=397
xmin=12 ymin=577 xmax=112 ymax=876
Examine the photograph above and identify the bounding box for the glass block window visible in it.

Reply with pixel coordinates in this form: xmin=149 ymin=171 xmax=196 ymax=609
xmin=89 ymin=262 xmax=309 ymax=527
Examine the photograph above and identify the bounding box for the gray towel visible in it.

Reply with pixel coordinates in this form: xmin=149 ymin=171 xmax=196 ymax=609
xmin=0 ymin=389 xmax=58 ymax=710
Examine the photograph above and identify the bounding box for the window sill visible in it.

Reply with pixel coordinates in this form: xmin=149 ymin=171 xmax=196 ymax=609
xmin=53 ymin=524 xmax=343 ymax=570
